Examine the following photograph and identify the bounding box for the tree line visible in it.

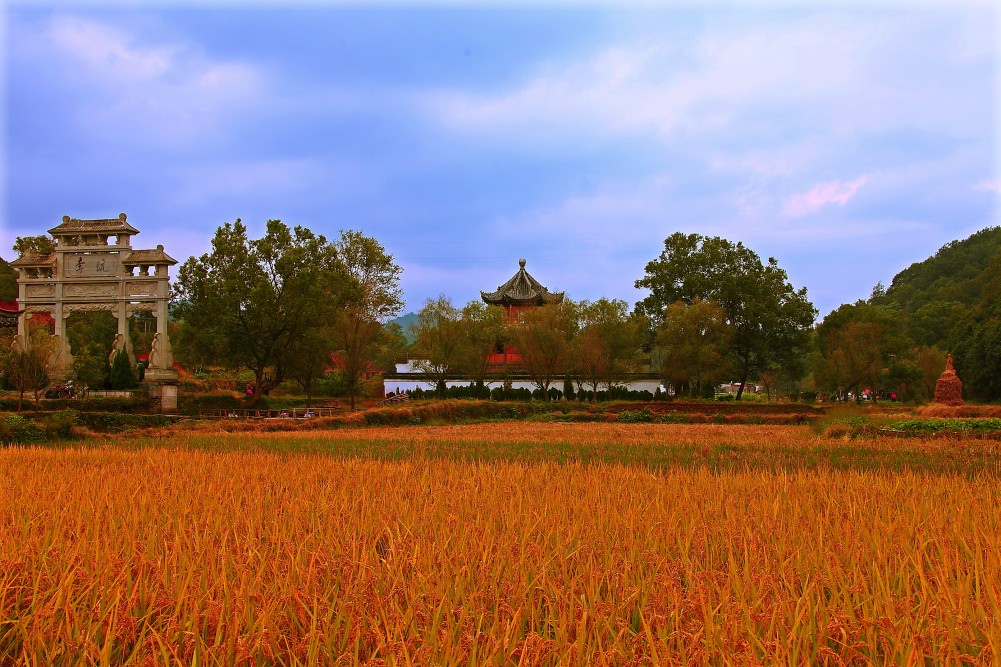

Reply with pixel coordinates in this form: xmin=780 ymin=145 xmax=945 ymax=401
xmin=3 ymin=222 xmax=1000 ymax=404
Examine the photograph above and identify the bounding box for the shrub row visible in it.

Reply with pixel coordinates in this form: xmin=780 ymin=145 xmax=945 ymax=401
xmin=0 ymin=395 xmax=150 ymax=413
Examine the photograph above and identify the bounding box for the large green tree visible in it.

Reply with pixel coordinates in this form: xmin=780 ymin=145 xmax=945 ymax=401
xmin=656 ymin=298 xmax=733 ymax=398
xmin=636 ymin=233 xmax=816 ymax=399
xmin=511 ymin=300 xmax=579 ymax=400
xmin=574 ymin=298 xmax=641 ymax=400
xmin=329 ymin=231 xmax=404 ymax=409
xmin=457 ymin=300 xmax=507 ymax=392
xmin=173 ymin=219 xmax=345 ymax=406
xmin=813 ymin=300 xmax=914 ymax=401
xmin=410 ymin=296 xmax=466 ymax=397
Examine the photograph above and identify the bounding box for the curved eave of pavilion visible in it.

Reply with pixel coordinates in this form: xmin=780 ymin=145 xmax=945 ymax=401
xmin=480 ymin=291 xmax=565 ymax=307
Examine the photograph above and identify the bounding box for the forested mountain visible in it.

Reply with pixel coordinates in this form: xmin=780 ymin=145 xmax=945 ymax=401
xmin=874 ymin=226 xmax=1001 ymax=400
xmin=389 ymin=312 xmax=419 ymax=343
xmin=0 ymin=258 xmax=17 ymax=301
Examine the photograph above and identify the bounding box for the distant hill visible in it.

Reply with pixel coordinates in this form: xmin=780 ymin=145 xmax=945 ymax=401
xmin=878 ymin=227 xmax=1001 ymax=348
xmin=878 ymin=226 xmax=1001 ymax=400
xmin=388 ymin=312 xmax=418 ymax=344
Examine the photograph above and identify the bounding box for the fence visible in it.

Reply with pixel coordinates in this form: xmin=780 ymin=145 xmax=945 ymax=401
xmin=200 ymin=407 xmax=342 ymax=419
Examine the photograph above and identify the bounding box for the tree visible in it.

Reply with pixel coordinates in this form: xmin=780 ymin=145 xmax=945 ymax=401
xmin=4 ymin=330 xmax=53 ymax=411
xmin=656 ymin=299 xmax=733 ymax=398
xmin=328 ymin=231 xmax=404 ymax=409
xmin=457 ymin=300 xmax=507 ymax=392
xmin=72 ymin=342 xmax=111 ymax=389
xmin=574 ymin=298 xmax=641 ymax=400
xmin=411 ymin=296 xmax=465 ymax=397
xmin=286 ymin=327 xmax=331 ymax=409
xmin=173 ymin=219 xmax=345 ymax=407
xmin=511 ymin=300 xmax=578 ymax=400
xmin=636 ymin=233 xmax=816 ymax=399
xmin=0 ymin=259 xmax=16 ymax=301
xmin=813 ymin=301 xmax=909 ymax=401
xmin=13 ymin=235 xmax=56 ymax=256
xmin=110 ymin=350 xmax=137 ymax=389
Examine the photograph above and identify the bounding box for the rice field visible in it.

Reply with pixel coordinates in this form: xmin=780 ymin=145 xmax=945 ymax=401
xmin=1 ymin=423 xmax=999 ymax=665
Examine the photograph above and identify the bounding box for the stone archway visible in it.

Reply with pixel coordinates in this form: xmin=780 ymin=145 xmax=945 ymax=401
xmin=11 ymin=214 xmax=179 ymax=409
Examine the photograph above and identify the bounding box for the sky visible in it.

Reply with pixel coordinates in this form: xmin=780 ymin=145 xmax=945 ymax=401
xmin=2 ymin=1 xmax=998 ymax=319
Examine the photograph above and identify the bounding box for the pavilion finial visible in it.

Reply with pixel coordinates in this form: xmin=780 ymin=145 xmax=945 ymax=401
xmin=518 ymin=258 xmax=526 ymax=269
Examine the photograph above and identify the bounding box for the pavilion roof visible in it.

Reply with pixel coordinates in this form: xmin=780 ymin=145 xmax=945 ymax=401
xmin=10 ymin=252 xmax=55 ymax=268
xmin=124 ymin=246 xmax=178 ymax=265
xmin=480 ymin=259 xmax=565 ymax=307
xmin=49 ymin=213 xmax=139 ymax=236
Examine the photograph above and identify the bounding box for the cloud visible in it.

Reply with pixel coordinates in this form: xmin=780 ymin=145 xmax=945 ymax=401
xmin=11 ymin=14 xmax=265 ymax=151
xmin=974 ymin=181 xmax=1001 ymax=193
xmin=783 ymin=177 xmax=868 ymax=217
xmin=423 ymin=10 xmax=992 ymax=152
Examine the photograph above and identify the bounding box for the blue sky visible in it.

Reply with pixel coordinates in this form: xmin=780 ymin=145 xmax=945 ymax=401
xmin=2 ymin=2 xmax=998 ymax=319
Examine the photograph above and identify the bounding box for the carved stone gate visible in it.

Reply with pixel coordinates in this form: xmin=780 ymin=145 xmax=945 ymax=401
xmin=10 ymin=214 xmax=180 ymax=410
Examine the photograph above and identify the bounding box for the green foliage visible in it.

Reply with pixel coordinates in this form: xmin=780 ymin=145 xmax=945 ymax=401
xmin=0 ymin=395 xmax=149 ymax=413
xmin=882 ymin=226 xmax=1001 ymax=334
xmin=3 ymin=344 xmax=49 ymax=410
xmin=511 ymin=300 xmax=579 ymax=400
xmin=873 ymin=226 xmax=1001 ymax=400
xmin=574 ymin=298 xmax=643 ymax=398
xmin=888 ymin=418 xmax=1001 ymax=436
xmin=563 ymin=376 xmax=576 ymax=401
xmin=657 ymin=298 xmax=732 ymax=397
xmin=12 ymin=235 xmax=56 ymax=256
xmin=0 ymin=257 xmax=17 ymax=301
xmin=324 ymin=230 xmax=405 ymax=410
xmin=0 ymin=414 xmax=44 ymax=445
xmin=109 ymin=350 xmax=137 ymax=389
xmin=75 ymin=412 xmax=176 ymax=432
xmin=410 ymin=296 xmax=465 ymax=396
xmin=43 ymin=409 xmax=79 ymax=439
xmin=173 ymin=219 xmax=347 ymax=406
xmin=457 ymin=300 xmax=507 ymax=385
xmin=71 ymin=343 xmax=111 ymax=390
xmin=636 ymin=233 xmax=816 ymax=399
xmin=179 ymin=392 xmax=244 ymax=414
xmin=617 ymin=409 xmax=653 ymax=423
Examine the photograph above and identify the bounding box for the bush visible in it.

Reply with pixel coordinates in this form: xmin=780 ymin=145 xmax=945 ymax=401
xmin=75 ymin=412 xmax=176 ymax=433
xmin=110 ymin=351 xmax=137 ymax=389
xmin=0 ymin=414 xmax=44 ymax=445
xmin=800 ymin=391 xmax=818 ymax=403
xmin=43 ymin=409 xmax=79 ymax=439
xmin=617 ymin=409 xmax=653 ymax=423
xmin=179 ymin=392 xmax=243 ymax=414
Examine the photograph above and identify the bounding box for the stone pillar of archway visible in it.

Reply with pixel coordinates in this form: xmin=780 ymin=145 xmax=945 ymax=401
xmin=113 ymin=301 xmax=135 ymax=365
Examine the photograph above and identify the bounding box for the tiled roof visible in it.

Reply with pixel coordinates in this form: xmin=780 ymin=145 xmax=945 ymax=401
xmin=124 ymin=246 xmax=178 ymax=265
xmin=481 ymin=259 xmax=565 ymax=306
xmin=10 ymin=252 xmax=55 ymax=267
xmin=49 ymin=213 xmax=139 ymax=236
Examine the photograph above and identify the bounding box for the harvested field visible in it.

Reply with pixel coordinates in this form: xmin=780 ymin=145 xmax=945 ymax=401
xmin=1 ymin=423 xmax=999 ymax=664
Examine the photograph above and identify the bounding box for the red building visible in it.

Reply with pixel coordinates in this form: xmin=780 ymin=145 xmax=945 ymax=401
xmin=480 ymin=259 xmax=564 ymax=369
xmin=0 ymin=299 xmax=54 ymax=333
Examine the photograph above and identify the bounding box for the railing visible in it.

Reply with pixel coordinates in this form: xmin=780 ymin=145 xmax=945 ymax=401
xmin=201 ymin=407 xmax=342 ymax=419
